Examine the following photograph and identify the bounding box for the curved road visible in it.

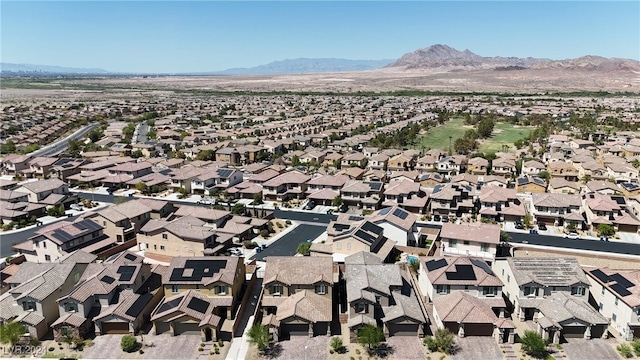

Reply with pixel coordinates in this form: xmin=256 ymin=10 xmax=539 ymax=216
xmin=31 ymin=122 xmax=99 ymax=157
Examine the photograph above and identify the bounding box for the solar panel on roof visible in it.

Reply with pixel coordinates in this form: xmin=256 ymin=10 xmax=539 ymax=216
xmin=187 ymin=297 xmax=210 ymax=313
xmin=470 ymin=259 xmax=493 ymax=276
xmin=590 ymin=269 xmax=611 ymax=283
xmin=333 ymin=223 xmax=351 ymax=231
xmin=117 ymin=266 xmax=137 ymax=282
xmin=124 ymin=253 xmax=138 ymax=261
xmin=368 ymin=182 xmax=382 ymax=191
xmin=101 ymin=275 xmax=115 ymax=284
xmin=611 ymin=283 xmax=632 ymax=297
xmin=169 ymin=259 xmax=228 ymax=282
xmin=433 ymin=184 xmax=443 ymax=194
xmin=610 ymin=273 xmax=634 ymax=288
xmin=426 ymin=259 xmax=448 ymax=272
xmin=379 ymin=207 xmax=391 ymax=215
xmin=355 ymin=229 xmax=377 ymax=244
xmin=157 ymin=296 xmax=183 ymax=314
xmin=392 ymin=208 xmax=408 ymax=220
xmin=218 ymin=169 xmax=233 ymax=178
xmin=445 ymin=265 xmax=477 ymax=281
xmin=348 ymin=215 xmax=364 ymax=221
xmin=125 ymin=293 xmax=153 ymax=317
xmin=361 ymin=221 xmax=383 ymax=235
xmin=517 ymin=178 xmax=528 ymax=185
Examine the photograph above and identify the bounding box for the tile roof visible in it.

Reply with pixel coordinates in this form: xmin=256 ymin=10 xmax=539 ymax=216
xmin=440 ymin=223 xmax=501 ymax=244
xmin=433 ymin=291 xmax=501 ymax=324
xmin=530 ymin=292 xmax=608 ymax=327
xmin=586 ymin=267 xmax=640 ymax=308
xmin=506 ymin=257 xmax=589 ymax=287
xmin=9 ymin=262 xmax=79 ymax=301
xmin=275 ymin=290 xmax=332 ymax=323
xmin=163 ymin=257 xmax=240 ymax=286
xmin=264 ymin=257 xmax=333 ymax=287
xmin=422 ymin=257 xmax=503 ymax=287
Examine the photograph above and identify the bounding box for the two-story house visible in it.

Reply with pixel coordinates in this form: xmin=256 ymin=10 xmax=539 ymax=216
xmin=586 ymin=267 xmax=640 ymax=340
xmin=262 ymin=171 xmax=311 ymax=202
xmin=0 ymin=260 xmax=91 ymax=340
xmin=547 ymin=161 xmax=580 ymax=182
xmin=341 ymin=152 xmax=368 ymax=169
xmin=515 ymin=176 xmax=547 ymax=194
xmin=436 ymin=156 xmax=466 ymax=177
xmin=418 ymin=257 xmax=514 ymax=343
xmin=150 ymin=257 xmax=245 ymax=341
xmin=261 ymin=257 xmax=335 ymax=340
xmin=429 ymin=183 xmax=475 ymax=219
xmin=492 ymin=258 xmax=608 ymax=344
xmin=101 ymin=162 xmax=153 ymax=188
xmin=439 ymin=223 xmax=500 ymax=261
xmin=607 ymin=162 xmax=639 ymax=184
xmin=340 ymin=180 xmax=384 ymax=210
xmin=529 ymin=193 xmax=583 ymax=229
xmin=491 ymin=157 xmax=516 ymax=178
xmin=25 ymin=157 xmax=59 ymax=179
xmin=14 ymin=178 xmax=74 ymax=208
xmin=344 ymin=252 xmax=426 ymax=338
xmin=467 ymin=157 xmax=488 ymax=176
xmin=582 ymin=192 xmax=640 ymax=233
xmin=311 ymin=219 xmax=396 ymax=262
xmin=306 ymin=174 xmax=349 ymax=206
xmin=521 ymin=160 xmax=546 ymax=177
xmin=381 ymin=180 xmax=429 ymax=214
xmin=387 ymin=154 xmax=416 ymax=172
xmin=191 ymin=168 xmax=243 ymax=195
xmin=2 ymin=154 xmax=32 ymax=176
xmin=368 ymin=154 xmax=389 ymax=171
xmin=85 ymin=199 xmax=152 ymax=243
xmin=368 ymin=206 xmax=418 ymax=247
xmin=478 ymin=187 xmax=526 ymax=224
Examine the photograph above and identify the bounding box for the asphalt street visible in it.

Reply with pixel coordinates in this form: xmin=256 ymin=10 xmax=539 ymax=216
xmin=31 ymin=123 xmax=99 ymax=157
xmin=251 ymin=224 xmax=326 ymax=261
xmin=0 ymin=215 xmax=80 ymax=257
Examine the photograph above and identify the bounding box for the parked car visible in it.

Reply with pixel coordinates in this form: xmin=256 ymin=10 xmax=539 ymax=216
xmin=515 ymin=222 xmax=524 ymax=230
xmin=538 ymin=223 xmax=547 ymax=231
xmin=433 ymin=214 xmax=441 ymax=221
xmin=229 ymin=247 xmax=243 ymax=256
xmin=303 ymin=200 xmax=316 ymax=210
xmin=564 ymin=232 xmax=581 ymax=239
xmin=197 ymin=198 xmax=215 ymax=205
xmin=338 ymin=204 xmax=348 ymax=213
xmin=70 ymin=204 xmax=83 ymax=211
xmin=442 ymin=216 xmax=450 ymax=223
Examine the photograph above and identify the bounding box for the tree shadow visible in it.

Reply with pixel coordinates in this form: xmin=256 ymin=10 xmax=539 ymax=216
xmin=262 ymin=343 xmax=283 ymax=359
xmin=368 ymin=343 xmax=395 ymax=358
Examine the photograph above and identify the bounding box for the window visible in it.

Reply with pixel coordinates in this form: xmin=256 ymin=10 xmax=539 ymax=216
xmin=346 ymin=242 xmax=351 ymax=250
xmin=65 ymin=303 xmax=77 ymax=312
xmin=22 ymin=324 xmax=29 ymax=335
xmin=336 ymin=243 xmax=341 ymax=250
xmin=463 ymin=241 xmax=470 ymax=245
xmin=23 ymin=301 xmax=36 ymax=311
xmin=357 ymin=303 xmax=367 ymax=313
xmin=74 ymin=273 xmax=80 ymax=283
xmin=160 ymin=245 xmax=165 ymax=251
xmin=375 ymin=295 xmax=381 ymax=304
xmin=524 ymin=286 xmax=537 ymax=296
xmin=195 ymin=284 xmax=200 ymax=291
xmin=162 ymin=234 xmax=168 ymax=240
xmin=483 ymin=287 xmax=498 ymax=296
xmin=153 ymin=244 xmax=157 ymax=250
xmin=216 ymin=285 xmax=227 ymax=295
xmin=436 ymin=285 xmax=450 ymax=294
xmin=171 ymin=285 xmax=179 ymax=293
xmin=612 ymin=313 xmax=617 ymax=322
xmin=272 ymin=284 xmax=281 ymax=296
xmin=45 ymin=255 xmax=51 ymax=261
xmin=43 ymin=242 xmax=46 ymax=248
xmin=480 ymin=243 xmax=489 ymax=252
xmin=449 ymin=239 xmax=457 ymax=248
xmin=615 ymin=297 xmax=619 ymax=306
xmin=601 ymin=287 xmax=605 ymax=295
xmin=507 ymin=275 xmax=510 ymax=283
xmin=501 ymin=269 xmax=504 ymax=276
xmin=571 ymin=286 xmax=586 ymax=296
xmin=599 ymin=302 xmax=603 ymax=310
xmin=316 ymin=284 xmax=326 ymax=295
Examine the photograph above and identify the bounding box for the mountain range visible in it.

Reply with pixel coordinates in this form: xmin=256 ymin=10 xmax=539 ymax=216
xmin=2 ymin=44 xmax=639 ymax=75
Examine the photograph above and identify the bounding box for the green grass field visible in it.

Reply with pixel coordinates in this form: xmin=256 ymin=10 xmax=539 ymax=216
xmin=418 ymin=118 xmax=533 ymax=154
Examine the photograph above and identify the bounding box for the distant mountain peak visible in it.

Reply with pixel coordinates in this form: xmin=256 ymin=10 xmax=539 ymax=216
xmin=1 ymin=62 xmax=110 ymax=74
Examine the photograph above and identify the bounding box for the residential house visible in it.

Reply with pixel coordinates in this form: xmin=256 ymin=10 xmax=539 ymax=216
xmin=478 ymin=187 xmax=526 ymax=224
xmin=2 ymin=154 xmax=31 ymax=176
xmin=419 ymin=173 xmax=445 ymax=189
xmin=529 ymin=193 xmax=583 ymax=229
xmin=607 ymin=162 xmax=638 ymax=184
xmin=344 ymin=252 xmax=426 ymax=338
xmin=548 ymin=178 xmax=580 ymax=195
xmin=439 ymin=223 xmax=500 ymax=261
xmin=382 ymin=180 xmax=429 ymax=214
xmin=340 ymin=180 xmax=384 ymax=210
xmin=0 ymin=261 xmax=90 ymax=340
xmin=436 ymin=156 xmax=466 ymax=177
xmin=585 ymin=267 xmax=640 ymax=340
xmin=585 ymin=180 xmax=621 ymax=196
xmin=150 ymin=256 xmax=245 ymax=341
xmin=368 ymin=154 xmax=389 ymax=171
xmin=467 ymin=157 xmax=488 ymax=176
xmin=492 ymin=258 xmax=608 ymax=344
xmin=341 ymin=152 xmax=367 ymax=169
xmin=582 ymin=192 xmax=640 ymax=233
xmin=191 ymin=168 xmax=243 ymax=195
xmin=262 ymin=171 xmax=311 ymax=202
xmin=429 ymin=183 xmax=475 ymax=219
xmin=387 ymin=154 xmax=416 ymax=172
xmin=24 ymin=157 xmax=59 ymax=179
xmin=368 ymin=206 xmax=418 ymax=246
xmin=491 ymin=157 xmax=516 ymax=178
xmin=49 ymin=158 xmax=88 ymax=182
xmin=515 ymin=176 xmax=547 ymax=193
xmin=418 ymin=257 xmax=514 ymax=343
xmin=311 ymin=219 xmax=396 ymax=262
xmin=85 ymin=199 xmax=152 ymax=243
xmin=101 ymin=162 xmax=153 ymax=188
xmin=261 ymin=257 xmax=335 ymax=340
xmin=521 ymin=160 xmax=546 ymax=177
xmin=14 ymin=178 xmax=74 ymax=207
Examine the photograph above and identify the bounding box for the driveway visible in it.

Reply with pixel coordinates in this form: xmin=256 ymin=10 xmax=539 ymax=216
xmin=274 ymin=336 xmax=328 ymax=360
xmin=82 ymin=333 xmax=201 ymax=359
xmin=385 ymin=336 xmax=426 ymax=359
xmin=561 ymin=338 xmax=619 ymax=360
xmin=450 ymin=337 xmax=503 ymax=360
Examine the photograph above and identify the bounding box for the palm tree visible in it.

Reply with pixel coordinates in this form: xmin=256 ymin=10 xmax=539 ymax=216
xmin=247 ymin=325 xmax=271 ymax=352
xmin=0 ymin=321 xmax=24 ymax=352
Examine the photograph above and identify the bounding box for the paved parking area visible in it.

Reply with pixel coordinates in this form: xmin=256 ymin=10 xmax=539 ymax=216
xmin=561 ymin=338 xmax=619 ymax=360
xmin=275 ymin=335 xmax=328 ymax=360
xmin=385 ymin=336 xmax=426 ymax=359
xmin=82 ymin=333 xmax=201 ymax=359
xmin=450 ymin=337 xmax=503 ymax=360
xmin=252 ymin=224 xmax=326 ymax=261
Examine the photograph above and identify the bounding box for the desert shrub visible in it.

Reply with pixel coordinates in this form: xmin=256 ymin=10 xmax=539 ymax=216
xmin=618 ymin=344 xmax=633 ymax=358
xmin=423 ymin=336 xmax=438 ymax=352
xmin=48 ymin=347 xmax=55 ymax=352
xmin=285 ymin=220 xmax=291 ymax=225
xmin=260 ymin=229 xmax=269 ymax=238
xmin=120 ymin=335 xmax=138 ymax=353
xmin=631 ymin=338 xmax=640 ymax=356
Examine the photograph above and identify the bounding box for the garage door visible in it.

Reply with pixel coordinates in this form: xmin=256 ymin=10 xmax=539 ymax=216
xmin=387 ymin=323 xmax=419 ymax=336
xmin=562 ymin=326 xmax=585 ymax=338
xmin=464 ymin=323 xmax=494 ymax=336
xmin=633 ymin=327 xmax=640 ymax=339
xmin=282 ymin=323 xmax=309 ymax=338
xmin=101 ymin=322 xmax=130 ymax=334
xmin=590 ymin=325 xmax=606 ymax=339
xmin=618 ymin=224 xmax=638 ymax=233
xmin=154 ymin=322 xmax=169 ymax=335
xmin=444 ymin=322 xmax=459 ymax=335
xmin=174 ymin=322 xmax=201 ymax=335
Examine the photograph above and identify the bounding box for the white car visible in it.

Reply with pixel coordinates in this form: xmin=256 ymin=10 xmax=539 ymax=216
xmin=70 ymin=204 xmax=83 ymax=211
xmin=564 ymin=232 xmax=581 ymax=239
xmin=229 ymin=247 xmax=243 ymax=256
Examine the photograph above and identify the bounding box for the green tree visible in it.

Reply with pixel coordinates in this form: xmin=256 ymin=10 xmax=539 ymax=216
xmin=356 ymin=324 xmax=384 ymax=352
xmin=523 ymin=214 xmax=532 ymax=229
xmin=597 ymin=224 xmax=615 ymax=237
xmin=330 ymin=336 xmax=345 ymax=353
xmin=135 ymin=182 xmax=148 ymax=194
xmin=296 ymin=242 xmax=311 ymax=256
xmin=67 ymin=139 xmax=82 ymax=157
xmin=519 ymin=330 xmax=548 ymax=359
xmin=195 ymin=149 xmax=215 ymax=161
xmin=537 ymin=171 xmax=551 ymax=181
xmin=251 ymin=193 xmax=263 ymax=205
xmin=120 ymin=334 xmax=138 ymax=352
xmin=247 ymin=324 xmax=271 ymax=352
xmin=433 ymin=328 xmax=455 ymax=355
xmin=581 ymin=174 xmax=592 ymax=183
xmin=477 ymin=118 xmax=495 ymax=138
xmin=500 ymin=231 xmax=511 ymax=243
xmin=0 ymin=321 xmax=24 ymax=350
xmin=0 ymin=140 xmax=16 ymax=154
xmin=332 ymin=196 xmax=343 ymax=207
xmin=232 ymin=203 xmax=246 ymax=215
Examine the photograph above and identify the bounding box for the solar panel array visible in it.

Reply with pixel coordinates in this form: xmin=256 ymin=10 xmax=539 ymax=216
xmin=367 ymin=182 xmax=383 ymax=191
xmin=470 ymin=259 xmax=493 ymax=276
xmin=379 ymin=207 xmax=391 ymax=215
xmin=361 ymin=221 xmax=383 ymax=235
xmin=590 ymin=269 xmax=610 ymax=283
xmin=52 ymin=220 xmax=103 ymax=244
xmin=425 ymin=259 xmax=448 ymax=272
xmin=124 ymin=253 xmax=138 ymax=261
xmin=217 ymin=169 xmax=234 ymax=178
xmin=169 ymin=259 xmax=228 ymax=282
xmin=445 ymin=265 xmax=477 ymax=281
xmin=125 ymin=293 xmax=153 ymax=317
xmin=187 ymin=297 xmax=210 ymax=314
xmin=590 ymin=270 xmax=635 ymax=297
xmin=432 ymin=184 xmax=444 ymax=194
xmin=392 ymin=208 xmax=408 ymax=220
xmin=348 ymin=215 xmax=364 ymax=221
xmin=333 ymin=223 xmax=351 ymax=231
xmin=611 ymin=284 xmax=632 ymax=297
xmin=101 ymin=275 xmax=115 ymax=284
xmin=355 ymin=230 xmax=377 ymax=244
xmin=157 ymin=296 xmax=183 ymax=314
xmin=117 ymin=266 xmax=137 ymax=282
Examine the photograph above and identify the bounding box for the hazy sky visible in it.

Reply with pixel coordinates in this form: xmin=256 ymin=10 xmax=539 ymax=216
xmin=2 ymin=1 xmax=638 ymax=73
